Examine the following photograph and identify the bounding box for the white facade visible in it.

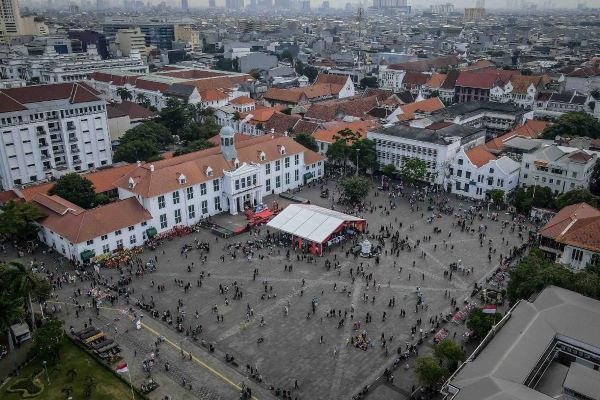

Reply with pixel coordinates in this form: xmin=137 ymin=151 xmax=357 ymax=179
xmin=0 ymin=47 xmax=148 ymax=83
xmin=368 ymin=124 xmax=486 ymax=185
xmin=519 ymin=145 xmax=598 ymax=194
xmin=0 ymin=84 xmax=113 ymax=189
xmin=39 ymin=219 xmax=149 ymax=261
xmin=559 ymin=245 xmax=600 ymax=270
xmin=490 ymin=81 xmax=538 ymax=110
xmin=449 ymin=147 xmax=521 ymax=199
xmin=378 ymin=66 xmax=406 ymax=91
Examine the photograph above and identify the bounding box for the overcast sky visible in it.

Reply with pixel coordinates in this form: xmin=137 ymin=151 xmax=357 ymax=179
xmin=189 ymin=0 xmax=600 ymax=8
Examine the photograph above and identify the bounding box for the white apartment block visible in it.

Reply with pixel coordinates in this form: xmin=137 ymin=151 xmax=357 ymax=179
xmin=449 ymin=146 xmax=521 ymax=200
xmin=368 ymin=122 xmax=486 ymax=185
xmin=0 ymin=82 xmax=112 ymax=189
xmin=0 ymin=46 xmax=148 ymax=83
xmin=519 ymin=144 xmax=598 ymax=194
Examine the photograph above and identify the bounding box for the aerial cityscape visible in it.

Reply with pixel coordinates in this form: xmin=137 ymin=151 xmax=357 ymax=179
xmin=0 ymin=0 xmax=600 ymax=399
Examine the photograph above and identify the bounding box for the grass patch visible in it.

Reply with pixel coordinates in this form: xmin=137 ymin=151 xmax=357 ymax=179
xmin=0 ymin=338 xmax=144 ymax=400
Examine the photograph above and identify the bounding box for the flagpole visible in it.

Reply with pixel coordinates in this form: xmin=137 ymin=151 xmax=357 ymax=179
xmin=127 ymin=367 xmax=135 ymax=400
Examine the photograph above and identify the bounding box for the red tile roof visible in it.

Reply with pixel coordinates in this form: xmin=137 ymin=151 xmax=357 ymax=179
xmin=456 ymin=70 xmax=517 ymax=89
xmin=313 ymin=120 xmax=379 ymax=144
xmin=397 ymin=98 xmax=445 ymax=122
xmin=34 ymin=195 xmax=152 ymax=244
xmin=0 ymin=82 xmax=102 ymax=113
xmin=106 ymin=101 xmax=156 ymax=120
xmin=465 ymin=145 xmax=497 ymax=167
xmin=539 ymin=203 xmax=600 ymax=252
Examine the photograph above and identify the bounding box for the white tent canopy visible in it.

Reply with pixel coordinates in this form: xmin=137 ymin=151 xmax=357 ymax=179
xmin=267 ymin=204 xmax=365 ymax=243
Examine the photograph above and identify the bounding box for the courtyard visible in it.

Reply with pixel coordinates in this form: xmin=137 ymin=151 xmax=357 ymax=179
xmin=29 ymin=179 xmax=526 ymax=400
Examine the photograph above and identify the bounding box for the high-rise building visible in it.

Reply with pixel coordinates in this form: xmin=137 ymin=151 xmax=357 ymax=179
xmin=0 ymin=0 xmax=22 ymax=44
xmin=475 ymin=0 xmax=485 ymax=8
xmin=181 ymin=0 xmax=188 ymax=10
xmin=0 ymin=82 xmax=113 ymax=189
xmin=372 ymin=0 xmax=411 ymax=11
xmin=115 ymin=27 xmax=148 ymax=57
xmin=299 ymin=0 xmax=310 ymax=11
xmin=208 ymin=0 xmax=216 ymax=6
xmin=225 ymin=0 xmax=244 ymax=9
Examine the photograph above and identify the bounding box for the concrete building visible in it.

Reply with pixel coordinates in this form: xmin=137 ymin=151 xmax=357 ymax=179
xmin=519 ymin=144 xmax=598 ymax=194
xmin=115 ymin=28 xmax=150 ymax=58
xmin=429 ymin=101 xmax=525 ymax=139
xmin=87 ymin=67 xmax=252 ymax=111
xmin=539 ymin=203 xmax=600 ymax=269
xmin=368 ymin=122 xmax=486 ymax=185
xmin=103 ymin=20 xmax=175 ymax=51
xmin=19 ymin=16 xmax=48 ymax=36
xmin=0 ymin=46 xmax=148 ymax=83
xmin=0 ymin=82 xmax=112 ymax=189
xmin=443 ymin=286 xmax=600 ymax=400
xmin=106 ymin=101 xmax=156 ymax=141
xmin=448 ymin=145 xmax=520 ymax=199
xmin=0 ymin=0 xmax=21 ymax=44
xmin=174 ymin=24 xmax=201 ymax=51
xmin=238 ymin=52 xmax=278 ymax=74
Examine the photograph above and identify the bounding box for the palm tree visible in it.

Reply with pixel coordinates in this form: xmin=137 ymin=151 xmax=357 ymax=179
xmin=232 ymin=111 xmax=241 ymax=131
xmin=0 ymin=289 xmax=24 ymax=368
xmin=5 ymin=261 xmax=42 ymax=332
xmin=116 ymin=87 xmax=132 ymax=102
xmin=136 ymin=93 xmax=150 ymax=108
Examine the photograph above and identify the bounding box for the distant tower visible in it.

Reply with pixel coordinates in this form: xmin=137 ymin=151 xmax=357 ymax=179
xmin=475 ymin=0 xmax=485 ymax=7
xmin=181 ymin=0 xmax=188 ymax=10
xmin=209 ymin=0 xmax=216 ymax=7
xmin=219 ymin=126 xmax=237 ymax=161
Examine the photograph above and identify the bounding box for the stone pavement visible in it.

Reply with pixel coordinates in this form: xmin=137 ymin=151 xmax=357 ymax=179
xmin=19 ymin=180 xmax=530 ymax=400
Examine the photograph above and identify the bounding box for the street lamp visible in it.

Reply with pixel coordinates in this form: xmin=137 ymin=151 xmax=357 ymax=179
xmin=355 ymin=148 xmax=360 ymax=175
xmin=43 ymin=360 xmax=50 ymax=384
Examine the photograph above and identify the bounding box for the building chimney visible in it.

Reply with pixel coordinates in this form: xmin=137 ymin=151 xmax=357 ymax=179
xmin=137 ymin=160 xmax=141 ymax=167
xmin=149 ymin=164 xmax=155 ymax=172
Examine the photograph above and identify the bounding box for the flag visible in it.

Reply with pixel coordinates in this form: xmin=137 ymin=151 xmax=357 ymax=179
xmin=116 ymin=363 xmax=129 ymax=373
xmin=482 ymin=305 xmax=497 ymax=314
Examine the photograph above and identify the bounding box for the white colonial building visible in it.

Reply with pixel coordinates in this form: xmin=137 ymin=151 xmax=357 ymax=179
xmin=0 ymin=82 xmax=112 ymax=189
xmin=449 ymin=146 xmax=521 ymax=200
xmin=0 ymin=46 xmax=148 ymax=83
xmin=368 ymin=121 xmax=486 ymax=185
xmin=519 ymin=144 xmax=598 ymax=194
xmin=28 ymin=127 xmax=325 ymax=262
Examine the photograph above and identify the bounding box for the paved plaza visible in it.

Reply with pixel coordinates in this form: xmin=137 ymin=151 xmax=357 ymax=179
xmin=22 ymin=179 xmax=529 ymax=400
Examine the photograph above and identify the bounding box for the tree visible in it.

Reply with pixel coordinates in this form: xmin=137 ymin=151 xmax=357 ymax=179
xmin=541 ymin=112 xmax=600 ymax=140
xmin=5 ymin=261 xmax=46 ymax=332
xmin=487 ymin=189 xmax=506 ymax=207
xmin=113 ymin=139 xmax=160 ymax=163
xmin=339 ymin=175 xmax=370 ymax=204
xmin=135 ymin=93 xmax=151 ymax=108
xmin=248 ymin=69 xmax=262 ymax=80
xmin=116 ymin=88 xmax=132 ymax=102
xmin=83 ymin=375 xmax=97 ymax=400
xmin=433 ymin=339 xmax=466 ymax=370
xmin=115 ymin=121 xmax=173 ymax=163
xmin=66 ymin=368 xmax=78 ymax=382
xmin=326 ymin=140 xmax=348 ymax=167
xmin=279 ymin=50 xmax=293 ymax=63
xmin=413 ymin=356 xmax=448 ymax=389
xmin=159 ymin=97 xmax=189 ymax=134
xmin=174 ymin=139 xmax=215 ymax=156
xmin=0 ymin=284 xmax=24 ymax=368
xmin=33 ymin=319 xmax=63 ymax=366
xmin=49 ymin=173 xmax=96 ymax=209
xmin=351 ymin=139 xmax=378 ymax=174
xmin=294 ymin=132 xmax=319 ymax=153
xmin=382 ymin=164 xmax=397 ymax=178
xmin=512 ymin=185 xmax=555 ymax=213
xmin=399 ymin=157 xmax=427 ymax=186
xmin=359 ymin=76 xmax=379 ymax=89
xmin=0 ymin=201 xmax=46 ymax=240
xmin=590 ymin=89 xmax=600 ymax=101
xmin=555 ymin=188 xmax=597 ymax=209
xmin=430 ymin=90 xmax=441 ymax=98
xmin=590 ymin=161 xmax=600 ymax=197
xmin=467 ymin=308 xmax=500 ymax=339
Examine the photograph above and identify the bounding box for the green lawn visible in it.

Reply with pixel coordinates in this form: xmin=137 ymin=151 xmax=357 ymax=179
xmin=0 ymin=338 xmax=145 ymax=400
